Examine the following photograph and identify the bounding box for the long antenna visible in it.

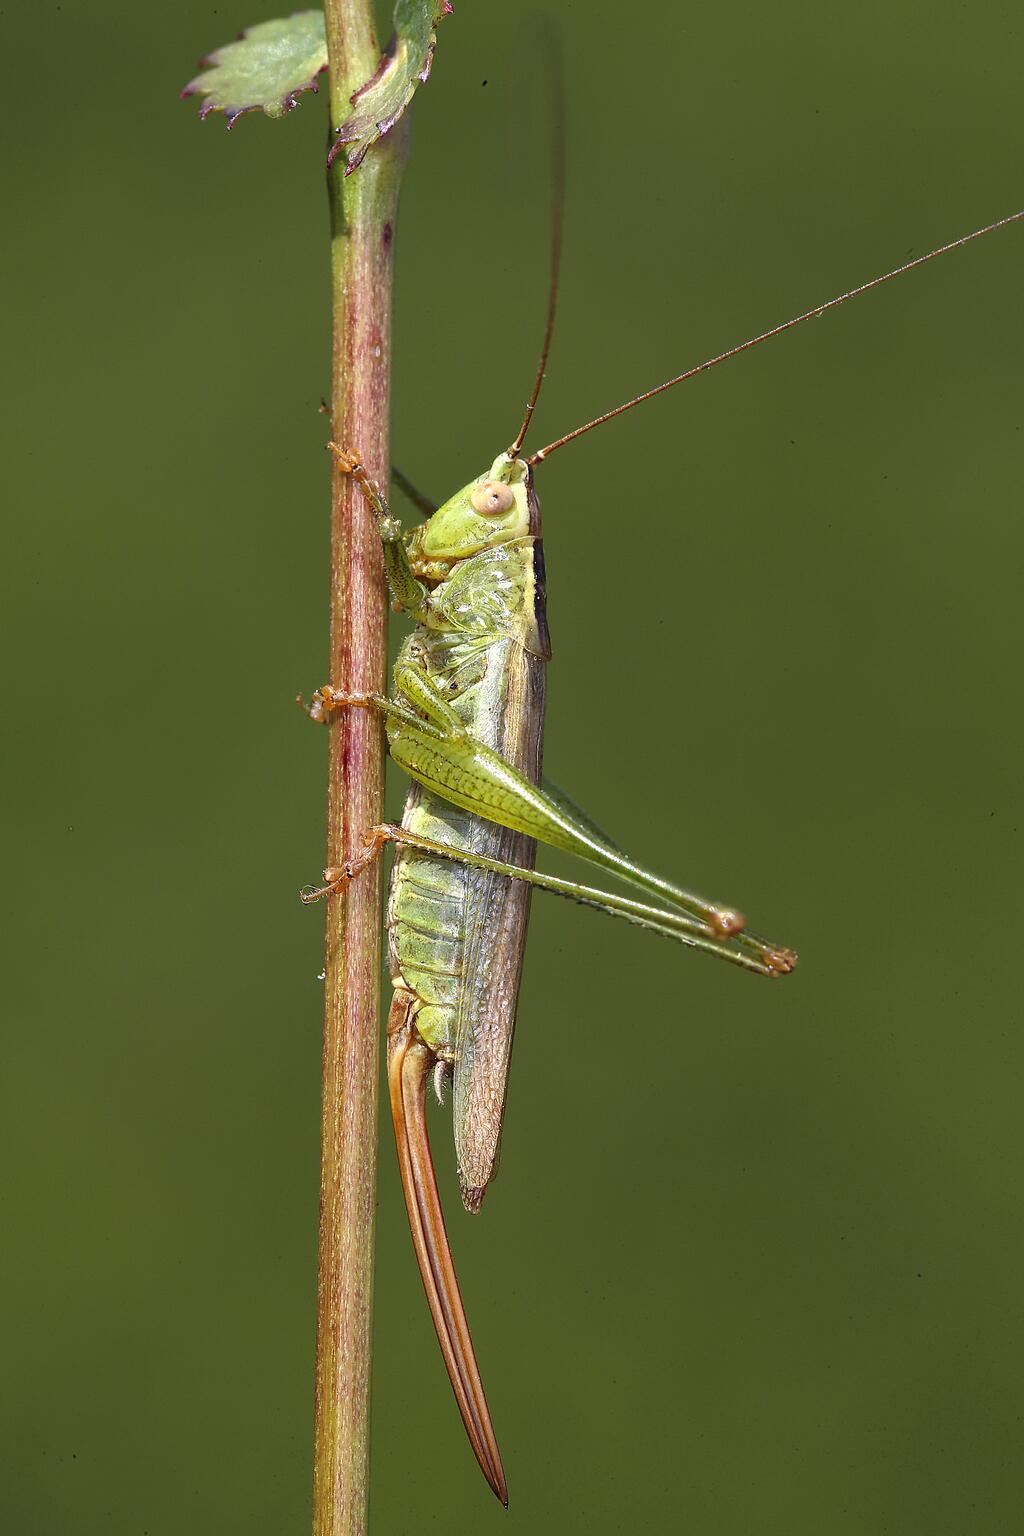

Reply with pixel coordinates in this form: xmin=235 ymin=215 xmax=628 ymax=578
xmin=527 ymin=209 xmax=1024 ymax=465
xmin=507 ymin=40 xmax=565 ymax=458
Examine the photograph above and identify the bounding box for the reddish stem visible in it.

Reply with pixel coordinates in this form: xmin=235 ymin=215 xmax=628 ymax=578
xmin=312 ymin=5 xmax=407 ymax=1533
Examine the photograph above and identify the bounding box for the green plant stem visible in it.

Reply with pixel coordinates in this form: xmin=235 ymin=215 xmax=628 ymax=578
xmin=313 ymin=5 xmax=407 ymax=1533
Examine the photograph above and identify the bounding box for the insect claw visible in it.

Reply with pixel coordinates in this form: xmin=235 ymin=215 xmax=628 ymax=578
xmin=327 ymin=441 xmax=361 ymax=474
xmin=301 ymin=830 xmax=396 ymax=903
xmin=298 ymin=864 xmax=351 ymax=903
xmin=296 ymin=690 xmax=329 ymax=723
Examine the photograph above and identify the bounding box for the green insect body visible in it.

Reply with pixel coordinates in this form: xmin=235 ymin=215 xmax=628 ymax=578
xmin=305 ymin=445 xmax=794 ymax=1504
xmin=385 ymin=455 xmax=548 ymax=1213
xmin=303 ymin=194 xmax=1023 ymax=1510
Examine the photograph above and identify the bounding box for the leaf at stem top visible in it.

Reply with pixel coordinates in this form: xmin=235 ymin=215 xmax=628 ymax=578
xmin=181 ymin=11 xmax=328 ymax=128
xmin=328 ymin=0 xmax=453 ymax=174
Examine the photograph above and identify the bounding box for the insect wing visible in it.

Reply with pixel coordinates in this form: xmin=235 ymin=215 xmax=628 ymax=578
xmin=452 ymin=641 xmax=546 ymax=1210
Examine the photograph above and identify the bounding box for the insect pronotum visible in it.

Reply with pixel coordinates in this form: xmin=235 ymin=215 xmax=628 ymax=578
xmin=302 ymin=138 xmax=1023 ymax=1501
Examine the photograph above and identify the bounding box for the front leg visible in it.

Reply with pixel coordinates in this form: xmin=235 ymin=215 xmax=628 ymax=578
xmin=329 ymin=444 xmax=429 ymax=620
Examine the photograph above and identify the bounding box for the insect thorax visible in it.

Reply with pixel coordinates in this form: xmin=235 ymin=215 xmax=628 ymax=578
xmin=406 ymin=537 xmax=548 ymax=685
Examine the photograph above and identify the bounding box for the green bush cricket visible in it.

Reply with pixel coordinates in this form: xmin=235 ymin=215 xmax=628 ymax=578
xmin=301 ymin=194 xmax=1024 ymax=1502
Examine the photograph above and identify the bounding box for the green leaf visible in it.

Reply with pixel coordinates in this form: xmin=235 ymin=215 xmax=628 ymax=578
xmin=328 ymin=0 xmax=452 ymax=174
xmin=181 ymin=11 xmax=328 ymax=128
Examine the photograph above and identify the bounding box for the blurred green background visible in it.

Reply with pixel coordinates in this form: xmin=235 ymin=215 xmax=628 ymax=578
xmin=3 ymin=2 xmax=1023 ymax=1531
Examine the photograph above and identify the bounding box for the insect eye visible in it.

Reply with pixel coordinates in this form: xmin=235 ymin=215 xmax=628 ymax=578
xmin=470 ymin=479 xmax=515 ymax=515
